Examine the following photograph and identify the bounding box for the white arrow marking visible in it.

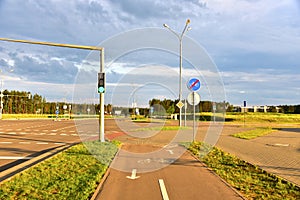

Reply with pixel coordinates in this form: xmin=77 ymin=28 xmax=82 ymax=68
xmin=126 ymin=169 xmax=140 ymax=180
xmin=166 ymin=150 xmax=174 ymax=155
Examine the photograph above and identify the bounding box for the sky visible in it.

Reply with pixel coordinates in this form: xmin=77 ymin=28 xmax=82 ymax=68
xmin=0 ymin=0 xmax=300 ymax=108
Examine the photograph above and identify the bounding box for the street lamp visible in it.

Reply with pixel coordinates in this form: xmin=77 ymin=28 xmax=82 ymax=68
xmin=163 ymin=19 xmax=191 ymax=127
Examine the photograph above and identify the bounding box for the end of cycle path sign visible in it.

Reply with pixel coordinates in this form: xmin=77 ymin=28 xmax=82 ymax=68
xmin=187 ymin=78 xmax=201 ymax=92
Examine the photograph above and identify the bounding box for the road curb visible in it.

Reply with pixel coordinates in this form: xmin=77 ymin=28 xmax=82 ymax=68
xmin=90 ymin=144 xmax=122 ymax=200
xmin=90 ymin=167 xmax=111 ymax=200
xmin=0 ymin=144 xmax=77 ymax=183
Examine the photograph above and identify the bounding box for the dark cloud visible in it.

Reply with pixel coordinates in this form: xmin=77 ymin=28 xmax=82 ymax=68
xmin=10 ymin=53 xmax=78 ymax=84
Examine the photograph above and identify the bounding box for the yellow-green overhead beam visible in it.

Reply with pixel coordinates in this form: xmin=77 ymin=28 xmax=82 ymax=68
xmin=0 ymin=37 xmax=103 ymax=51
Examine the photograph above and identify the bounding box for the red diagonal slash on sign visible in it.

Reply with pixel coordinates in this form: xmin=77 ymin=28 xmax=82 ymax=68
xmin=189 ymin=79 xmax=199 ymax=89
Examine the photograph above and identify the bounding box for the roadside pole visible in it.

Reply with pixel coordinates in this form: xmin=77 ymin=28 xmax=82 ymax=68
xmin=0 ymin=37 xmax=106 ymax=142
xmin=187 ymin=77 xmax=201 ymax=142
xmin=99 ymin=50 xmax=105 ymax=142
xmin=193 ymin=92 xmax=196 ymax=141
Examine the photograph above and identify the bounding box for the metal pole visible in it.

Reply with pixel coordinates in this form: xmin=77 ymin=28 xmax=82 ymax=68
xmin=193 ymin=92 xmax=195 ymax=142
xmin=99 ymin=50 xmax=105 ymax=142
xmin=163 ymin=19 xmax=191 ymax=127
xmin=184 ymin=99 xmax=187 ymax=127
xmin=179 ymin=38 xmax=183 ymax=127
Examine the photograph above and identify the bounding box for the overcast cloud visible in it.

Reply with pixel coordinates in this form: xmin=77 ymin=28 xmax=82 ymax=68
xmin=0 ymin=0 xmax=299 ymax=106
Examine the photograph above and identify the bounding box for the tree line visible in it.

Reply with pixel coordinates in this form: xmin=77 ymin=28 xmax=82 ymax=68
xmin=1 ymin=90 xmax=299 ymax=115
xmin=1 ymin=90 xmax=70 ymax=115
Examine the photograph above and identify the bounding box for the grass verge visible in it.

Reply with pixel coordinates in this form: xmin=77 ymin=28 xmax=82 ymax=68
xmin=0 ymin=141 xmax=119 ymax=200
xmin=186 ymin=142 xmax=300 ymax=199
xmin=232 ymin=127 xmax=275 ymax=139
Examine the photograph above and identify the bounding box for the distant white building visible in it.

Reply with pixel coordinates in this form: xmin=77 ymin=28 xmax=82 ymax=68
xmin=233 ymin=105 xmax=281 ymax=113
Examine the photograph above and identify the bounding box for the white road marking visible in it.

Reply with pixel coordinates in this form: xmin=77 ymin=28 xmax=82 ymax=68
xmin=36 ymin=142 xmax=49 ymax=145
xmin=158 ymin=179 xmax=170 ymax=200
xmin=163 ymin=144 xmax=178 ymax=148
xmin=166 ymin=150 xmax=174 ymax=155
xmin=54 ymin=142 xmax=66 ymax=145
xmin=137 ymin=158 xmax=151 ymax=164
xmin=274 ymin=143 xmax=289 ymax=147
xmin=19 ymin=142 xmax=31 ymax=144
xmin=49 ymin=133 xmax=57 ymax=135
xmin=20 ymin=132 xmax=27 ymax=135
xmin=0 ymin=142 xmax=12 ymax=144
xmin=126 ymin=169 xmax=140 ymax=180
xmin=0 ymin=156 xmax=34 ymax=160
xmin=60 ymin=133 xmax=67 ymax=136
xmin=7 ymin=132 xmax=17 ymax=135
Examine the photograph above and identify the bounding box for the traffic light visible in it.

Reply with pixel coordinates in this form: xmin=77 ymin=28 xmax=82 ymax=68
xmin=98 ymin=72 xmax=105 ymax=93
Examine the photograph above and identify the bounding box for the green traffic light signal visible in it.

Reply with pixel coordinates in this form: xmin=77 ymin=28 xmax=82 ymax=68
xmin=98 ymin=86 xmax=105 ymax=93
xmin=98 ymin=72 xmax=105 ymax=93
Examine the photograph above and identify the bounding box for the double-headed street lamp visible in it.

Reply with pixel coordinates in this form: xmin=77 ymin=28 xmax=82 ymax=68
xmin=163 ymin=19 xmax=191 ymax=127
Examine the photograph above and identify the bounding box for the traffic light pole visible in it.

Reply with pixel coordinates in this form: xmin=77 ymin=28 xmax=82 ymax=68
xmin=0 ymin=37 xmax=106 ymax=142
xmin=99 ymin=50 xmax=105 ymax=142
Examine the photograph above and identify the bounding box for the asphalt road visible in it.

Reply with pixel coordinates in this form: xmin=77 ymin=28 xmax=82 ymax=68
xmin=1 ymin=118 xmax=298 ymax=199
xmin=0 ymin=119 xmax=81 ymax=171
xmin=96 ymin=144 xmax=243 ymax=200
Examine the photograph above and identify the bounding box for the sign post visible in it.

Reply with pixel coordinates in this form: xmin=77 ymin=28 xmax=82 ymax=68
xmin=187 ymin=78 xmax=201 ymax=141
xmin=187 ymin=92 xmax=200 ymax=142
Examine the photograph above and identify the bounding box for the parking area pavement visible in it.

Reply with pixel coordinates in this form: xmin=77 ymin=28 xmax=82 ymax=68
xmin=216 ymin=125 xmax=300 ymax=186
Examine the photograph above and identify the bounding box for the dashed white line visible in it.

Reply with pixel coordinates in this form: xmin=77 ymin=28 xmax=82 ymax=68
xmin=54 ymin=142 xmax=66 ymax=145
xmin=60 ymin=133 xmax=67 ymax=136
xmin=36 ymin=142 xmax=49 ymax=145
xmin=19 ymin=142 xmax=31 ymax=144
xmin=0 ymin=142 xmax=12 ymax=144
xmin=8 ymin=132 xmax=17 ymax=135
xmin=158 ymin=179 xmax=170 ymax=200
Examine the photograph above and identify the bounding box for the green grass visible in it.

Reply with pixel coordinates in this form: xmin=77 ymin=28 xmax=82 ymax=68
xmin=225 ymin=112 xmax=300 ymax=123
xmin=2 ymin=114 xmax=50 ymax=119
xmin=187 ymin=142 xmax=300 ymax=199
xmin=232 ymin=127 xmax=276 ymax=139
xmin=0 ymin=141 xmax=119 ymax=200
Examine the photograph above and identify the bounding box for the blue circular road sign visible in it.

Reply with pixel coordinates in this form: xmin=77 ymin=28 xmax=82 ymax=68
xmin=187 ymin=78 xmax=201 ymax=91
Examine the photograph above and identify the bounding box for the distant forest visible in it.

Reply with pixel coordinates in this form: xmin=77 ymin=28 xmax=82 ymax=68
xmin=1 ymin=90 xmax=299 ymax=115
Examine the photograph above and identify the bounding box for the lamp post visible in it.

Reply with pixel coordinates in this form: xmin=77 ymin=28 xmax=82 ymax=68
xmin=163 ymin=19 xmax=191 ymax=127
